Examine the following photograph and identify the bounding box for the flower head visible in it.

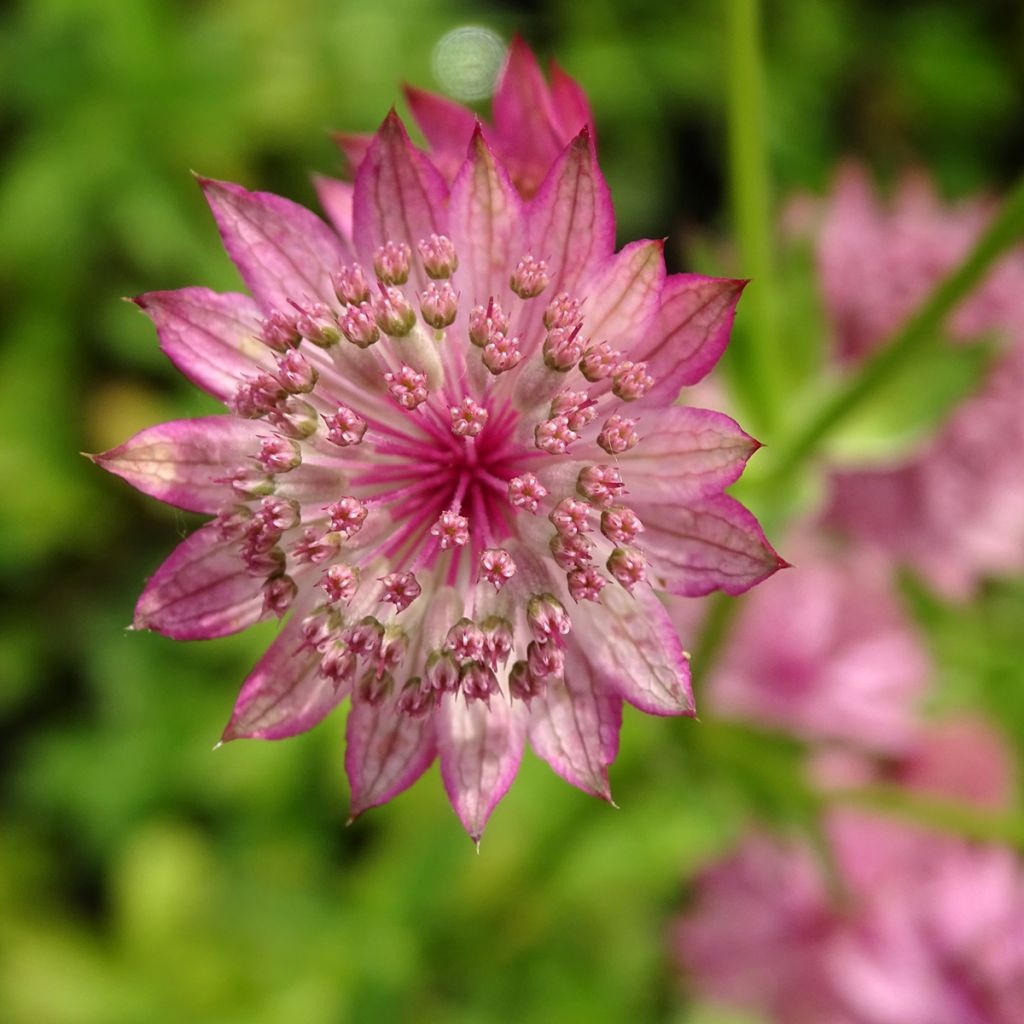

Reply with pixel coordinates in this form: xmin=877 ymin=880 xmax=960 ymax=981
xmin=809 ymin=167 xmax=1024 ymax=598
xmin=671 ymin=539 xmax=930 ymax=754
xmin=675 ymin=719 xmax=1024 ymax=1024
xmin=93 ymin=108 xmax=779 ymax=839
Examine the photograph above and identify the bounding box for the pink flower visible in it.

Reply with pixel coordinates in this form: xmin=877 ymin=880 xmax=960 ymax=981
xmin=680 ymin=539 xmax=930 ymax=754
xmin=675 ymin=719 xmax=1024 ymax=1024
xmin=328 ymin=35 xmax=594 ymax=197
xmin=812 ymin=167 xmax=1024 ymax=597
xmin=93 ymin=111 xmax=781 ymax=839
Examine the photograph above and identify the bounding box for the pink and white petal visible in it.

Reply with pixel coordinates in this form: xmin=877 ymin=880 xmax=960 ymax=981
xmin=527 ymin=127 xmax=615 ymax=296
xmin=345 ymin=697 xmax=438 ymax=818
xmin=351 ymin=111 xmax=449 ymax=286
xmin=133 ymin=288 xmax=268 ymax=403
xmin=492 ymin=35 xmax=562 ymax=194
xmin=638 ymin=493 xmax=788 ymax=597
xmin=579 ymin=239 xmax=666 ymax=351
xmin=198 ymin=177 xmax=352 ymax=312
xmin=438 ymin=694 xmax=528 ymax=842
xmin=615 ymin=406 xmax=760 ymax=503
xmin=313 ymin=174 xmax=354 ymax=244
xmin=574 ymin=584 xmax=695 ymax=717
xmin=133 ymin=522 xmax=266 ymax=640
xmin=402 ymin=84 xmax=477 ymax=182
xmin=332 ymin=132 xmax=373 ymax=175
xmin=548 ymin=59 xmax=595 ymax=142
xmin=528 ymin=645 xmax=622 ymax=800
xmin=222 ymin=612 xmax=344 ymax=740
xmin=92 ymin=416 xmax=260 ymax=514
xmin=449 ymin=127 xmax=525 ymax=305
xmin=635 ymin=274 xmax=747 ymax=400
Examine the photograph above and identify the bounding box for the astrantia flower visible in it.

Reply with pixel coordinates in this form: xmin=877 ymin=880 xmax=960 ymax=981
xmin=94 ymin=111 xmax=781 ymax=839
xmin=675 ymin=719 xmax=1024 ymax=1024
xmin=674 ymin=539 xmax=930 ymax=754
xmin=812 ymin=167 xmax=1024 ymax=597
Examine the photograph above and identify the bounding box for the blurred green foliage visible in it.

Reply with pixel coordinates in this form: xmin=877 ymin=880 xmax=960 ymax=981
xmin=2 ymin=1 xmax=1023 ymax=1021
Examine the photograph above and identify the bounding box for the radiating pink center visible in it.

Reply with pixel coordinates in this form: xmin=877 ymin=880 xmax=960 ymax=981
xmin=353 ymin=398 xmax=529 ymax=576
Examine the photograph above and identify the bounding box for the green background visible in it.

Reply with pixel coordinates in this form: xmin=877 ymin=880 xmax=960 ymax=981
xmin=2 ymin=1 xmax=1023 ymax=1020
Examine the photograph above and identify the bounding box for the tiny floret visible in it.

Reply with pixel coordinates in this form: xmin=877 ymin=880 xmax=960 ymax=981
xmin=417 ymin=234 xmax=458 ymax=279
xmin=597 ymin=413 xmax=640 ymax=454
xmin=374 ymin=286 xmax=416 ymax=337
xmin=324 ymin=405 xmax=367 ymax=447
xmin=510 ymin=254 xmax=549 ymax=298
xmin=468 ymin=298 xmax=509 ymax=348
xmin=327 ymin=496 xmax=368 ymax=538
xmin=611 ymin=361 xmax=654 ymax=401
xmin=550 ymin=497 xmax=592 ymax=537
xmin=450 ymin=397 xmax=488 ymax=437
xmin=601 ymin=506 xmax=644 ymax=546
xmin=479 ymin=548 xmax=517 ymax=589
xmin=579 ymin=342 xmax=621 ymax=382
xmin=339 ymin=302 xmax=380 ymax=348
xmin=419 ymin=281 xmax=459 ymax=329
xmin=379 ymin=571 xmax=422 ymax=612
xmin=333 ymin=264 xmax=372 ymax=305
xmin=535 ymin=415 xmax=579 ymax=454
xmin=373 ymin=240 xmax=411 ymax=284
xmin=260 ymin=310 xmax=300 ymax=351
xmin=607 ymin=546 xmax=646 ymax=592
xmin=432 ymin=510 xmax=470 ymax=549
xmin=322 ymin=563 xmax=360 ymax=604
xmin=508 ymin=473 xmax=548 ymax=513
xmin=385 ymin=365 xmax=428 ymax=409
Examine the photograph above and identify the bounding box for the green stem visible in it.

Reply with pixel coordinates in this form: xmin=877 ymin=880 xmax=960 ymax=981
xmin=826 ymin=783 xmax=1024 ymax=851
xmin=725 ymin=0 xmax=779 ymax=432
xmin=690 ymin=591 xmax=740 ymax=686
xmin=768 ymin=173 xmax=1024 ymax=482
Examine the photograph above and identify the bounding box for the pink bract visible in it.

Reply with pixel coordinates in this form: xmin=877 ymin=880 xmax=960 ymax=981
xmin=675 ymin=719 xmax=1024 ymax=1024
xmin=93 ymin=108 xmax=781 ymax=840
xmin=814 ymin=167 xmax=1024 ymax=597
xmin=330 ymin=35 xmax=594 ymax=197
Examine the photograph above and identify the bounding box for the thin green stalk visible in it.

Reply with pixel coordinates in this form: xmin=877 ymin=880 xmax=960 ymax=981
xmin=769 ymin=173 xmax=1024 ymax=482
xmin=826 ymin=783 xmax=1024 ymax=851
xmin=690 ymin=591 xmax=740 ymax=685
xmin=725 ymin=0 xmax=780 ymax=433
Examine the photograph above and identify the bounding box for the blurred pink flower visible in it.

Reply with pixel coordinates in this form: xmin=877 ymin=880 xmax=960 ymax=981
xmin=94 ymin=110 xmax=781 ymax=839
xmin=687 ymin=539 xmax=930 ymax=754
xmin=675 ymin=719 xmax=1024 ymax=1024
xmin=814 ymin=167 xmax=1024 ymax=597
xmin=328 ymin=35 xmax=594 ymax=198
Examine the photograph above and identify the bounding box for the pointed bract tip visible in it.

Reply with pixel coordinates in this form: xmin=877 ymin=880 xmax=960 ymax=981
xmin=212 ymin=740 xmax=225 ymax=752
xmin=380 ymin=107 xmax=405 ymax=133
xmin=569 ymin=124 xmax=592 ymax=149
xmin=608 ymin=796 xmax=620 ymax=810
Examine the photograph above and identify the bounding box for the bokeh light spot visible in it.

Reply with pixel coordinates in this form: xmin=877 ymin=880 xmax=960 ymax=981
xmin=432 ymin=27 xmax=506 ymax=101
